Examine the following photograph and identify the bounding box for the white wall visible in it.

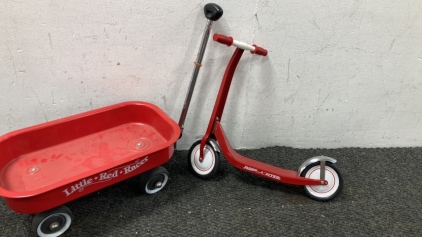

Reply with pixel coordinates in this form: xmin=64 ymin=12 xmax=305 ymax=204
xmin=1 ymin=0 xmax=421 ymax=150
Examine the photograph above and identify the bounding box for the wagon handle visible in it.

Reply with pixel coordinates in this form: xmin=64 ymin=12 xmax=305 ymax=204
xmin=178 ymin=3 xmax=223 ymax=138
xmin=213 ymin=33 xmax=268 ymax=56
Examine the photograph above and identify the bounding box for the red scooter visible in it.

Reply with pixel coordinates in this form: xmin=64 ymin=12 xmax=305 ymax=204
xmin=188 ymin=33 xmax=343 ymax=201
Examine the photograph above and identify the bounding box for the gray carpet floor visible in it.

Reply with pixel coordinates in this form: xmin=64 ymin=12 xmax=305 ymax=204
xmin=1 ymin=147 xmax=421 ymax=236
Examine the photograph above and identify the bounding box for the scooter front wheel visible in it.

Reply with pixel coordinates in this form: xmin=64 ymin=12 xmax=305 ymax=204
xmin=188 ymin=140 xmax=220 ymax=179
xmin=300 ymin=162 xmax=343 ymax=201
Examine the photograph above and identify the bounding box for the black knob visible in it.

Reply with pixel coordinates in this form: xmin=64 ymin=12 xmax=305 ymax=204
xmin=204 ymin=3 xmax=223 ymax=21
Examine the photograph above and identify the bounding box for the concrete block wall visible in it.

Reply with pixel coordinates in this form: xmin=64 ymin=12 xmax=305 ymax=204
xmin=1 ymin=0 xmax=421 ymax=149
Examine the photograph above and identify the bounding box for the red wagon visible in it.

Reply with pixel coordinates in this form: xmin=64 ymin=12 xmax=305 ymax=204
xmin=0 ymin=3 xmax=223 ymax=237
xmin=0 ymin=102 xmax=179 ymax=235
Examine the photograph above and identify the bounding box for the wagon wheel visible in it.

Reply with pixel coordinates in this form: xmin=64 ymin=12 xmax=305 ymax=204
xmin=188 ymin=140 xmax=220 ymax=179
xmin=139 ymin=166 xmax=169 ymax=194
xmin=300 ymin=162 xmax=343 ymax=201
xmin=32 ymin=205 xmax=73 ymax=237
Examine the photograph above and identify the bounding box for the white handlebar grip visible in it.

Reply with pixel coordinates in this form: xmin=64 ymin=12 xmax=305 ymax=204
xmin=213 ymin=33 xmax=268 ymax=56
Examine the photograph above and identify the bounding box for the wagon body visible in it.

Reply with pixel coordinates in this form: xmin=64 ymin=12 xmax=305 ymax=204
xmin=0 ymin=101 xmax=180 ymax=214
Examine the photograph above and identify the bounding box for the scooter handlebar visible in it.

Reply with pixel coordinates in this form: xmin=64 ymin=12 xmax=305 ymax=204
xmin=213 ymin=33 xmax=268 ymax=56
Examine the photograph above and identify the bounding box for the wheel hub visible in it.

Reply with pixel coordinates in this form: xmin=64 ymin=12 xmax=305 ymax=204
xmin=155 ymin=181 xmax=163 ymax=188
xmin=49 ymin=221 xmax=61 ymax=231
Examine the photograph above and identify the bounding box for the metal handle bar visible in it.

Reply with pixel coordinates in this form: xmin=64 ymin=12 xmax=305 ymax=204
xmin=178 ymin=3 xmax=223 ymax=138
xmin=212 ymin=33 xmax=268 ymax=56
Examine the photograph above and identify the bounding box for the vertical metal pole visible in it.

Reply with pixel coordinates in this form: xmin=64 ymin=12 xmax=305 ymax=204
xmin=178 ymin=19 xmax=214 ymax=137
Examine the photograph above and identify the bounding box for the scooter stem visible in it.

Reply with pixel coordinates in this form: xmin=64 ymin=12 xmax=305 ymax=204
xmin=200 ymin=48 xmax=244 ymax=160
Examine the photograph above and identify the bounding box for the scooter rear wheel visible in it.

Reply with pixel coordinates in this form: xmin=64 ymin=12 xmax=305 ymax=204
xmin=300 ymin=162 xmax=343 ymax=201
xmin=188 ymin=140 xmax=220 ymax=179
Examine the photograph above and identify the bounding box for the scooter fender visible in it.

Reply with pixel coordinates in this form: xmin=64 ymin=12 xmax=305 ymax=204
xmin=297 ymin=156 xmax=337 ymax=175
xmin=194 ymin=136 xmax=221 ymax=153
xmin=208 ymin=139 xmax=221 ymax=153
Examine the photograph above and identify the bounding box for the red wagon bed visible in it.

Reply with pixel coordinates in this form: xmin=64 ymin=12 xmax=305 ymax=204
xmin=0 ymin=101 xmax=179 ymax=214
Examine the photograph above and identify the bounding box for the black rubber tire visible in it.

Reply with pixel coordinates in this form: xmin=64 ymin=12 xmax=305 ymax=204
xmin=188 ymin=140 xmax=220 ymax=179
xmin=139 ymin=166 xmax=169 ymax=194
xmin=31 ymin=205 xmax=73 ymax=237
xmin=300 ymin=162 xmax=343 ymax=201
